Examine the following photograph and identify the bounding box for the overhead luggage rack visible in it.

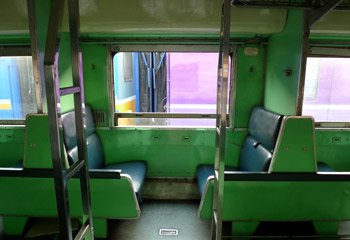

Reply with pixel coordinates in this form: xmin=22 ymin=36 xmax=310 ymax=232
xmin=232 ymin=0 xmax=350 ymax=10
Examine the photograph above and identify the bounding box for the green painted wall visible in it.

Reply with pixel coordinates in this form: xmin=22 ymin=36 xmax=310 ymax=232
xmin=0 ymin=128 xmax=24 ymax=167
xmin=58 ymin=32 xmax=75 ymax=113
xmin=264 ymin=10 xmax=304 ymax=115
xmin=97 ymin=128 xmax=241 ymax=177
xmin=316 ymin=130 xmax=350 ymax=171
xmin=82 ymin=44 xmax=111 ymax=126
xmin=234 ymin=45 xmax=265 ymax=127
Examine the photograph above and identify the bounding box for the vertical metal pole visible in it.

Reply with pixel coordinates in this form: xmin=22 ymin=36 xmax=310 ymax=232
xmin=27 ymin=0 xmax=44 ymax=113
xmin=212 ymin=0 xmax=232 ymax=239
xmin=228 ymin=48 xmax=238 ymax=128
xmin=67 ymin=0 xmax=94 ymax=238
xmin=149 ymin=53 xmax=154 ymax=112
xmin=43 ymin=0 xmax=74 ymax=239
xmin=44 ymin=61 xmax=73 ymax=240
xmin=296 ymin=10 xmax=311 ymax=116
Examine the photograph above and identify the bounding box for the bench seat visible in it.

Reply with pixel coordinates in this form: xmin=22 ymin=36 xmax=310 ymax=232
xmin=197 ymin=162 xmax=335 ymax=198
xmin=103 ymin=161 xmax=147 ymax=196
xmin=197 ymin=165 xmax=237 ymax=196
xmin=62 ymin=106 xmax=147 ymax=202
xmin=197 ymin=107 xmax=282 ymax=197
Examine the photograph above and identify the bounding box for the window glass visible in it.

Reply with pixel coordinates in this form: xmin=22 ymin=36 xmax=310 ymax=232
xmin=0 ymin=56 xmax=36 ymax=120
xmin=123 ymin=52 xmax=133 ymax=82
xmin=113 ymin=52 xmax=227 ymax=127
xmin=302 ymin=57 xmax=350 ymax=122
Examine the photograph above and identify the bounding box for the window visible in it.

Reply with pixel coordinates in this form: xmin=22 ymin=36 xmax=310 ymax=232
xmin=123 ymin=52 xmax=133 ymax=82
xmin=0 ymin=56 xmax=36 ymax=121
xmin=113 ymin=52 xmax=228 ymax=127
xmin=302 ymin=57 xmax=350 ymax=123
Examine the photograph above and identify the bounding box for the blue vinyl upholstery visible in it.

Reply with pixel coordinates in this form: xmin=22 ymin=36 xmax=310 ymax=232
xmin=62 ymin=106 xmax=147 ymax=199
xmin=104 ymin=161 xmax=147 ymax=195
xmin=238 ymin=136 xmax=272 ymax=172
xmin=197 ymin=165 xmax=237 ymax=196
xmin=248 ymin=107 xmax=283 ymax=151
xmin=197 ymin=106 xmax=283 ymax=196
xmin=317 ymin=162 xmax=334 ymax=172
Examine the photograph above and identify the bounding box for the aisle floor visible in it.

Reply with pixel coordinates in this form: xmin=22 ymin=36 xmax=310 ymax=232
xmin=108 ymin=200 xmax=211 ymax=240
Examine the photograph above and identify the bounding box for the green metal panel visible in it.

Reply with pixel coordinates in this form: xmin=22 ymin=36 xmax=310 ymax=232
xmin=1 ymin=1 xmax=350 ymax=37
xmin=315 ymin=130 xmax=350 ymax=171
xmin=264 ymin=10 xmax=304 ymax=115
xmin=0 ymin=127 xmax=24 ymax=167
xmin=0 ymin=35 xmax=30 ymax=45
xmin=311 ymin=11 xmax=350 ymax=36
xmin=234 ymin=45 xmax=265 ymax=128
xmin=0 ymin=0 xmax=287 ymax=36
xmin=75 ymin=1 xmax=287 ymax=35
xmin=200 ymin=179 xmax=350 ymax=221
xmin=0 ymin=0 xmax=29 ymax=34
xmin=98 ymin=128 xmax=239 ymax=177
xmin=59 ymin=32 xmax=75 ymax=113
xmin=23 ymin=114 xmax=52 ymax=168
xmin=2 ymin=216 xmax=27 ymax=235
xmin=270 ymin=117 xmax=317 ymax=173
xmin=0 ymin=177 xmax=139 ymax=219
xmin=82 ymin=44 xmax=111 ymax=127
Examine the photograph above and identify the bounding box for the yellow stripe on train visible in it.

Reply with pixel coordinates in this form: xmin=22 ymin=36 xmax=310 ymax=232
xmin=115 ymin=95 xmax=136 ymax=113
xmin=0 ymin=99 xmax=12 ymax=110
xmin=115 ymin=96 xmax=136 ymax=125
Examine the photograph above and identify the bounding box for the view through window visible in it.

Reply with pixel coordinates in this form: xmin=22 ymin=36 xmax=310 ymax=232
xmin=0 ymin=56 xmax=36 ymax=120
xmin=113 ymin=52 xmax=227 ymax=127
xmin=303 ymin=57 xmax=350 ymax=122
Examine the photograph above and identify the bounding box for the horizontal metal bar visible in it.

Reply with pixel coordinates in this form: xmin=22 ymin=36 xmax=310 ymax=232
xmin=315 ymin=122 xmax=350 ymax=128
xmin=115 ymin=112 xmax=222 ymax=119
xmin=59 ymin=86 xmax=81 ymax=96
xmin=231 ymin=0 xmax=313 ymax=9
xmin=309 ymin=47 xmax=350 ymax=57
xmin=124 ymin=113 xmax=216 ymax=118
xmin=89 ymin=169 xmax=121 ymax=178
xmin=66 ymin=160 xmax=85 ymax=179
xmin=231 ymin=0 xmax=350 ymax=10
xmin=0 ymin=120 xmax=26 ymax=125
xmin=0 ymin=168 xmax=54 ymax=178
xmin=0 ymin=168 xmax=121 ymax=179
xmin=224 ymin=171 xmax=350 ymax=181
xmin=0 ymin=46 xmax=32 ymax=56
xmin=112 ymin=44 xmax=220 ymax=52
xmin=74 ymin=222 xmax=90 ymax=240
xmin=83 ymin=37 xmax=267 ymax=46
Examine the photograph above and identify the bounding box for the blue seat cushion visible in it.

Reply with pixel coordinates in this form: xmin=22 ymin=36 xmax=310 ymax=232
xmin=11 ymin=161 xmax=23 ymax=168
xmin=248 ymin=107 xmax=283 ymax=151
xmin=62 ymin=106 xmax=96 ymax=151
xmin=104 ymin=161 xmax=147 ymax=198
xmin=317 ymin=162 xmax=334 ymax=172
xmin=67 ymin=134 xmax=104 ymax=169
xmin=238 ymin=136 xmax=272 ymax=172
xmin=196 ymin=165 xmax=237 ymax=196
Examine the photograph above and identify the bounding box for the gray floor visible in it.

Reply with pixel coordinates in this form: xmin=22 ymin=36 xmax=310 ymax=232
xmin=109 ymin=200 xmax=211 ymax=240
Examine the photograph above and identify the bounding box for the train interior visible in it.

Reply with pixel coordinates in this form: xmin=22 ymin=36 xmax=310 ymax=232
xmin=1 ymin=0 xmax=350 ymax=239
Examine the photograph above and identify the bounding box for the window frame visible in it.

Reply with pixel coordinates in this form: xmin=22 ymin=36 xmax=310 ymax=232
xmin=302 ymin=46 xmax=350 ymax=128
xmin=109 ymin=44 xmax=236 ymax=128
xmin=0 ymin=46 xmax=39 ymax=125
